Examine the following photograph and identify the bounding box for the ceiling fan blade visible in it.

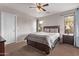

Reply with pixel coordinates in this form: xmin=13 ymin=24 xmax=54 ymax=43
xmin=29 ymin=7 xmax=36 ymax=8
xmin=43 ymin=4 xmax=49 ymax=7
xmin=41 ymin=8 xmax=46 ymax=11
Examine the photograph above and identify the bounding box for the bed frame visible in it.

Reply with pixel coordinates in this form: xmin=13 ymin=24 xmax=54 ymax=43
xmin=27 ymin=26 xmax=60 ymax=54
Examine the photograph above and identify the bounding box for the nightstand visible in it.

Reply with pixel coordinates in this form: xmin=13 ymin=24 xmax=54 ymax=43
xmin=63 ymin=34 xmax=74 ymax=45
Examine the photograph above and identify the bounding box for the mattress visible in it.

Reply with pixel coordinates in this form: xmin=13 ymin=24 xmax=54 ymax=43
xmin=25 ymin=32 xmax=60 ymax=48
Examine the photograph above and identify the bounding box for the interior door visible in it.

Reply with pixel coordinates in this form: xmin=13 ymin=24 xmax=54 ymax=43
xmin=1 ymin=12 xmax=16 ymax=44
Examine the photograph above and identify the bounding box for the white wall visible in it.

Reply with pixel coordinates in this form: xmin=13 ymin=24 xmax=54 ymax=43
xmin=0 ymin=6 xmax=36 ymax=42
xmin=17 ymin=15 xmax=36 ymax=42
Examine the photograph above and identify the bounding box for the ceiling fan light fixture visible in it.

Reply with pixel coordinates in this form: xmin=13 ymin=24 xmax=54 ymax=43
xmin=36 ymin=8 xmax=43 ymax=12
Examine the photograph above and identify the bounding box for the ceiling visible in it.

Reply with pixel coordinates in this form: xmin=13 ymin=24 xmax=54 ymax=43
xmin=0 ymin=3 xmax=79 ymax=17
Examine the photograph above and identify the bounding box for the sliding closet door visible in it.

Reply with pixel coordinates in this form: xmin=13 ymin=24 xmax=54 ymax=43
xmin=1 ymin=12 xmax=16 ymax=44
xmin=74 ymin=8 xmax=79 ymax=47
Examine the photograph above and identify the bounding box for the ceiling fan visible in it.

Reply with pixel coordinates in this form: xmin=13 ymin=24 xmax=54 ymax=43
xmin=29 ymin=3 xmax=49 ymax=12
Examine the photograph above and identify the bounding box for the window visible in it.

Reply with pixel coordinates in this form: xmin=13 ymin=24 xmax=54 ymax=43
xmin=64 ymin=16 xmax=74 ymax=34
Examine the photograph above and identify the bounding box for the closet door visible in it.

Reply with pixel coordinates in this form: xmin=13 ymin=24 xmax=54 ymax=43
xmin=1 ymin=12 xmax=16 ymax=44
xmin=74 ymin=8 xmax=79 ymax=47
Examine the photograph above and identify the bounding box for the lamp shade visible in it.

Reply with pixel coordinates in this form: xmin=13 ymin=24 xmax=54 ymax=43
xmin=39 ymin=21 xmax=43 ymax=24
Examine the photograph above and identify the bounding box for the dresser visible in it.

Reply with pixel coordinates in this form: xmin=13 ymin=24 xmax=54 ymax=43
xmin=0 ymin=36 xmax=6 ymax=56
xmin=63 ymin=34 xmax=74 ymax=45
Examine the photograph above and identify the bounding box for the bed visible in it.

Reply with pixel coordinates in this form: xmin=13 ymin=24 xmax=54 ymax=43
xmin=24 ymin=26 xmax=60 ymax=54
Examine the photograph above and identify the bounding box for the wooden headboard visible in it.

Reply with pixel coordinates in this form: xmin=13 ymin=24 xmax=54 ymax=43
xmin=43 ymin=26 xmax=60 ymax=33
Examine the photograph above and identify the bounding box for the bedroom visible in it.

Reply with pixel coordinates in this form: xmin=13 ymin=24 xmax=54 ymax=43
xmin=0 ymin=3 xmax=79 ymax=56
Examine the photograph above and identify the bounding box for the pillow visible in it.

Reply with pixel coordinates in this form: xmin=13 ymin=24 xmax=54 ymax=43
xmin=44 ymin=28 xmax=49 ymax=32
xmin=50 ymin=28 xmax=58 ymax=33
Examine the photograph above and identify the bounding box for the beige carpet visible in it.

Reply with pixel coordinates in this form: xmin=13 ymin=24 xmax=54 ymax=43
xmin=5 ymin=41 xmax=79 ymax=56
